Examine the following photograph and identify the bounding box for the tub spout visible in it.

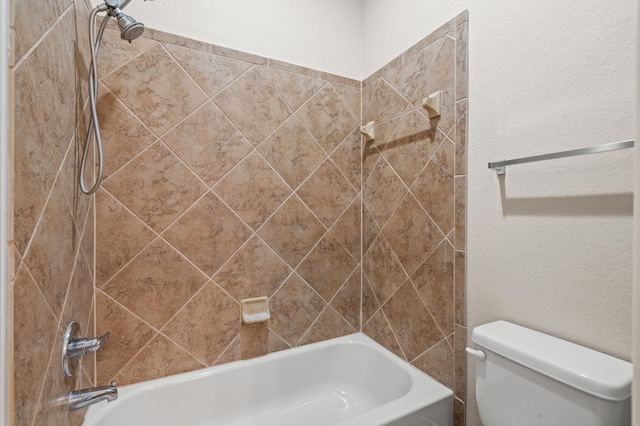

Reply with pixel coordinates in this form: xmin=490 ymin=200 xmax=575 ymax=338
xmin=68 ymin=381 xmax=118 ymax=411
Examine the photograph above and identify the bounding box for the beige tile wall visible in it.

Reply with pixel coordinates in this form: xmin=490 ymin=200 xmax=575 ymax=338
xmin=8 ymin=4 xmax=466 ymax=425
xmin=94 ymin=25 xmax=362 ymax=385
xmin=361 ymin=13 xmax=468 ymax=426
xmin=10 ymin=0 xmax=95 ymax=425
xmin=92 ymin=12 xmax=467 ymax=426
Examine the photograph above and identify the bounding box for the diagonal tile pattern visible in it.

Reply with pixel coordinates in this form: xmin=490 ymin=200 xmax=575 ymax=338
xmin=270 ymin=273 xmax=326 ymax=346
xmin=296 ymin=233 xmax=358 ymax=302
xmin=91 ymin=16 xmax=467 ymax=423
xmin=94 ymin=29 xmax=364 ymax=388
xmin=297 ymin=159 xmax=357 ymax=228
xmin=101 ymin=238 xmax=209 ymax=328
xmin=103 ymin=44 xmax=208 ymax=136
xmin=163 ymin=101 xmax=253 ymax=186
xmin=214 ymin=152 xmax=291 ymax=230
xmin=361 ymin=16 xmax=468 ymax=422
xmin=213 ymin=67 xmax=291 ymax=146
xmin=296 ymin=84 xmax=359 ymax=154
xmin=213 ymin=236 xmax=291 ymax=300
xmin=379 ymin=110 xmax=439 ymax=186
xmin=411 ymin=137 xmax=455 ymax=235
xmin=164 ymin=43 xmax=253 ymax=97
xmin=258 ymin=196 xmax=326 ymax=268
xmin=260 ymin=66 xmax=326 ymax=111
xmin=103 ymin=142 xmax=208 ymax=232
xmin=258 ymin=115 xmax=326 ymax=190
xmin=96 ymin=88 xmax=157 ymax=180
xmin=162 ymin=192 xmax=252 ymax=277
xmin=95 ymin=189 xmax=156 ymax=287
xmin=96 ymin=291 xmax=156 ymax=383
xmin=383 ymin=194 xmax=445 ymax=276
xmin=11 ymin=2 xmax=98 ymax=423
xmin=162 ymin=281 xmax=241 ymax=366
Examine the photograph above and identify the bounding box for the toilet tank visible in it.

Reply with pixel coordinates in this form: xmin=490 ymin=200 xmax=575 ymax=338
xmin=470 ymin=321 xmax=631 ymax=426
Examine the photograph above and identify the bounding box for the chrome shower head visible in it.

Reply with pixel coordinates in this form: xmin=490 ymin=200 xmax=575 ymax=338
xmin=103 ymin=0 xmax=145 ymax=41
xmin=116 ymin=11 xmax=145 ymax=41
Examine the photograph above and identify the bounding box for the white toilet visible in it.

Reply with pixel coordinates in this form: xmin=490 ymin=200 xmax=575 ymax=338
xmin=468 ymin=321 xmax=632 ymax=426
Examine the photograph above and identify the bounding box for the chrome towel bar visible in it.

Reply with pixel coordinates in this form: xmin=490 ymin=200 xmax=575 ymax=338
xmin=488 ymin=139 xmax=635 ymax=175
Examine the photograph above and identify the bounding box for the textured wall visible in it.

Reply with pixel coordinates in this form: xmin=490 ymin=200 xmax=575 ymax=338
xmin=91 ymin=0 xmax=364 ymax=79
xmin=362 ymin=0 xmax=469 ymax=77
xmin=94 ymin=25 xmax=362 ymax=385
xmin=361 ymin=14 xmax=467 ymax=426
xmin=465 ymin=1 xmax=635 ymax=425
xmin=10 ymin=0 xmax=95 ymax=424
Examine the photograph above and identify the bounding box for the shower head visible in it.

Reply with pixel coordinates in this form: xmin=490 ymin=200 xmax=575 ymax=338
xmin=116 ymin=11 xmax=145 ymax=41
xmin=103 ymin=0 xmax=145 ymax=41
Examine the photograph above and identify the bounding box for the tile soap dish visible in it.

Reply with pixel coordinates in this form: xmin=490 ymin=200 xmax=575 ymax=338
xmin=241 ymin=297 xmax=270 ymax=324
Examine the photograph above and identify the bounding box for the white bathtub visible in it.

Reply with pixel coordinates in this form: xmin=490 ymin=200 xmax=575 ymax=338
xmin=84 ymin=333 xmax=453 ymax=426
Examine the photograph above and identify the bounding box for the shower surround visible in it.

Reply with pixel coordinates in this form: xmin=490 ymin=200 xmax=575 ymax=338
xmin=94 ymin=23 xmax=363 ymax=384
xmin=95 ymin=10 xmax=467 ymax=425
xmin=10 ymin=0 xmax=96 ymax=425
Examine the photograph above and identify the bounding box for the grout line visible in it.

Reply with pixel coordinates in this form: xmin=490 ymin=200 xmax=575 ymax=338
xmin=27 ymin=321 xmax=61 ymax=426
xmin=410 ymin=333 xmax=453 ymax=365
xmin=210 ymin=335 xmax=240 ymax=367
xmin=379 ymin=308 xmax=408 ymax=361
xmin=98 ymin=35 xmax=159 ymax=81
xmin=12 ymin=2 xmax=76 ymax=70
xmin=405 ymin=37 xmax=445 ymax=105
xmin=91 ymin=21 xmax=465 ymax=386
xmin=97 ymin=289 xmax=205 ymax=381
xmin=159 ymin=42 xmax=216 ymax=100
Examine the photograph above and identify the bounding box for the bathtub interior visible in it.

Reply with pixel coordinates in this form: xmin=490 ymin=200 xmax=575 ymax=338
xmin=84 ymin=333 xmax=453 ymax=426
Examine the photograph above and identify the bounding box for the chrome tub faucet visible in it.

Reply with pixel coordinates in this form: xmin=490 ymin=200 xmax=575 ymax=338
xmin=68 ymin=381 xmax=118 ymax=411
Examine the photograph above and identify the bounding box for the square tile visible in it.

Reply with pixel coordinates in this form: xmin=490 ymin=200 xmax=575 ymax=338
xmin=296 ymin=233 xmax=357 ymax=302
xmin=103 ymin=44 xmax=208 ymax=136
xmin=102 ymin=238 xmax=208 ymax=328
xmin=163 ymin=192 xmax=252 ymax=277
xmin=163 ymin=282 xmax=240 ymax=365
xmin=297 ymin=159 xmax=357 ymax=228
xmin=258 ymin=116 xmax=326 ymax=190
xmin=214 ymin=152 xmax=291 ymax=230
xmin=213 ymin=67 xmax=291 ymax=145
xmin=269 ymin=273 xmax=325 ymax=346
xmin=103 ymin=142 xmax=207 ymax=232
xmin=257 ymin=196 xmax=325 ymax=268
xmin=296 ymin=85 xmax=358 ymax=154
xmin=163 ymin=102 xmax=252 ymax=186
xmin=213 ymin=236 xmax=291 ymax=300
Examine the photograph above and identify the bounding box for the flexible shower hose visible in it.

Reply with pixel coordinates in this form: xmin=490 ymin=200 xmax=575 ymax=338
xmin=79 ymin=5 xmax=110 ymax=195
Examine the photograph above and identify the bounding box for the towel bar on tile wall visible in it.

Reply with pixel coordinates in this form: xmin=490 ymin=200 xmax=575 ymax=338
xmin=488 ymin=139 xmax=635 ymax=175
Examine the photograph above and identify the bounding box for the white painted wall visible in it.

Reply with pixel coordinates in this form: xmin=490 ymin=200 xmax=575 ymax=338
xmin=467 ymin=0 xmax=635 ymax=357
xmin=361 ymin=0 xmax=468 ymax=77
xmin=466 ymin=1 xmax=636 ymax=423
xmin=93 ymin=0 xmax=364 ymax=79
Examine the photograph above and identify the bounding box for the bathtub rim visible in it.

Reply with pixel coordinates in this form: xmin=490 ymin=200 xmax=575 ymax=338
xmin=84 ymin=332 xmax=453 ymax=426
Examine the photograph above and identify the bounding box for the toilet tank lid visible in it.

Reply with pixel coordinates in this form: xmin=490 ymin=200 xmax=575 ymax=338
xmin=471 ymin=321 xmax=632 ymax=401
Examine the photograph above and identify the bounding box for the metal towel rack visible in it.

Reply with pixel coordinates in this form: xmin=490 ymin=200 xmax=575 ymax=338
xmin=488 ymin=139 xmax=635 ymax=175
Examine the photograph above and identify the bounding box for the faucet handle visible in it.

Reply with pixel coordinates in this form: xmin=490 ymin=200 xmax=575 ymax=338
xmin=62 ymin=322 xmax=111 ymax=378
xmin=67 ymin=331 xmax=110 ymax=358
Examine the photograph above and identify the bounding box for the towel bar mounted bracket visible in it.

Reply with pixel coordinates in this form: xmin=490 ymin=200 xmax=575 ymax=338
xmin=488 ymin=139 xmax=634 ymax=175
